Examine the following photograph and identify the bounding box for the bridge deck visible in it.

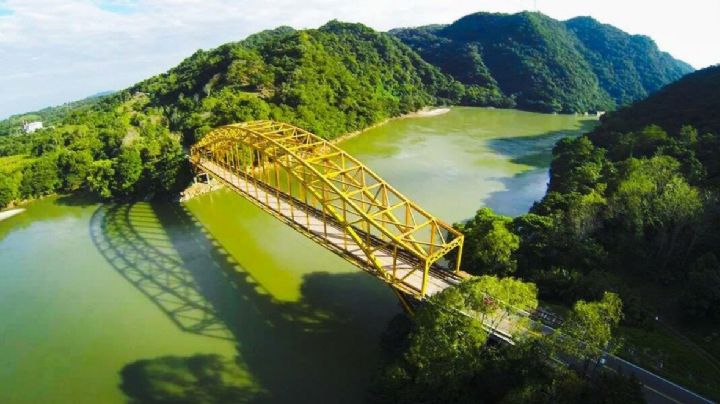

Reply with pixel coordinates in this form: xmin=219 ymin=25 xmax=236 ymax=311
xmin=197 ymin=160 xmax=460 ymax=298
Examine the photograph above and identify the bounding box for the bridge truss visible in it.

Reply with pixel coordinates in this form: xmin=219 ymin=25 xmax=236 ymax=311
xmin=190 ymin=120 xmax=464 ymax=307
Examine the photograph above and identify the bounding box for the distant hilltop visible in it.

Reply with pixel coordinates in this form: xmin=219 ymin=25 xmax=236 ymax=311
xmin=0 ymin=90 xmax=114 ymax=136
xmin=390 ymin=12 xmax=693 ymax=113
xmin=0 ymin=11 xmax=704 ymax=215
xmin=0 ymin=12 xmax=694 ymax=136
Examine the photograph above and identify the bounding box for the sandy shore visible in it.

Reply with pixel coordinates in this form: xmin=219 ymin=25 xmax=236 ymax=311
xmin=405 ymin=107 xmax=451 ymax=118
xmin=0 ymin=208 xmax=25 ymax=222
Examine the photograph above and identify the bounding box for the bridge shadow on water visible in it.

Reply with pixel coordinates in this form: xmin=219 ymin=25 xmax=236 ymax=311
xmin=89 ymin=202 xmax=398 ymax=403
xmin=482 ymin=121 xmax=597 ymax=216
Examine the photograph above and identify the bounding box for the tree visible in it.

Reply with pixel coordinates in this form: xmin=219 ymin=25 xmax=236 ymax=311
xmin=458 ymin=275 xmax=539 ymax=314
xmin=19 ymin=155 xmax=60 ymax=198
xmin=371 ymin=278 xmax=642 ymax=404
xmin=87 ymin=159 xmax=115 ymax=199
xmin=454 ymin=208 xmax=520 ymax=276
xmin=112 ymin=148 xmax=143 ymax=196
xmin=503 ymin=368 xmax=644 ymax=404
xmin=556 ymin=292 xmax=623 ymax=360
xmin=513 ymin=213 xmax=561 ymax=273
xmin=630 ymin=125 xmax=671 ymax=157
xmin=607 ymin=156 xmax=703 ymax=273
xmin=225 ymin=47 xmax=274 ymax=92
xmin=0 ymin=173 xmax=20 ymax=207
xmin=198 ymin=88 xmax=271 ymax=128
xmin=371 ymin=275 xmax=539 ymax=403
xmin=549 ymin=136 xmax=608 ymax=195
xmin=56 ymin=149 xmax=93 ymax=191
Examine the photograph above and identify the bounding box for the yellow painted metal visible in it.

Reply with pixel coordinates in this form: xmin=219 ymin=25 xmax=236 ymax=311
xmin=190 ymin=120 xmax=464 ymax=300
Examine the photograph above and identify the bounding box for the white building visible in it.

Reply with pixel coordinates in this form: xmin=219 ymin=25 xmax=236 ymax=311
xmin=22 ymin=121 xmax=43 ymax=133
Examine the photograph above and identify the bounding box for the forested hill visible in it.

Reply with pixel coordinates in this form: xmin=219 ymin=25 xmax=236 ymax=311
xmin=0 ymin=16 xmax=696 ymax=209
xmin=0 ymin=21 xmax=504 ymax=208
xmin=0 ymin=92 xmax=112 ymax=137
xmin=131 ymin=21 xmax=510 ymax=144
xmin=391 ymin=12 xmax=693 ymax=113
xmin=467 ymin=63 xmax=720 ymax=342
xmin=540 ymin=64 xmax=720 ymax=292
xmin=590 ymin=65 xmax=720 ymax=138
xmin=565 ymin=17 xmax=694 ymax=106
xmin=445 ymin=65 xmax=720 ymax=399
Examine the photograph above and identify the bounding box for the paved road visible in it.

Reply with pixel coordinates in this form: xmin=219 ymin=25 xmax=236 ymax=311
xmin=602 ymin=354 xmax=715 ymax=404
xmin=480 ymin=309 xmax=716 ymax=403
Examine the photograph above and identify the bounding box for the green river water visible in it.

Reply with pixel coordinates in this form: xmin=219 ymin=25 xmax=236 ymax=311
xmin=0 ymin=108 xmax=595 ymax=403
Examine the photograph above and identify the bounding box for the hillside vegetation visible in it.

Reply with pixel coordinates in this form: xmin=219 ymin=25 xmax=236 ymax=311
xmin=0 ymin=92 xmax=110 ymax=137
xmin=392 ymin=12 xmax=692 ymax=113
xmin=132 ymin=22 xmax=502 ymax=143
xmin=566 ymin=17 xmax=693 ymax=106
xmin=370 ymin=276 xmax=643 ymax=403
xmin=0 ymin=13 xmax=692 ymax=210
xmin=454 ymin=65 xmax=720 ymax=398
xmin=0 ymin=22 xmax=481 ymax=207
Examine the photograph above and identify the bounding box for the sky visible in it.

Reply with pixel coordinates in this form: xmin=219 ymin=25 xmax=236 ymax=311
xmin=0 ymin=0 xmax=718 ymax=119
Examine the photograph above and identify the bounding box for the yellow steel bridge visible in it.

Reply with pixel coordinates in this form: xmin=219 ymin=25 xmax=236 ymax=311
xmin=190 ymin=120 xmax=465 ymax=309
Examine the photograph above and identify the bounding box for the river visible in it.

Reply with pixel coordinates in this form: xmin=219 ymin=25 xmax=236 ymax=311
xmin=0 ymin=107 xmax=595 ymax=403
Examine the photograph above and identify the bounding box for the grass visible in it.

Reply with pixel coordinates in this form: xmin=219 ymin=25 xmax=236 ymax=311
xmin=540 ymin=277 xmax=720 ymax=401
xmin=601 ymin=270 xmax=720 ymax=400
xmin=617 ymin=324 xmax=720 ymax=402
xmin=683 ymin=321 xmax=720 ymax=361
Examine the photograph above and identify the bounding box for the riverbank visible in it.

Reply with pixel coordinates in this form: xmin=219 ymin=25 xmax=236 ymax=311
xmin=405 ymin=107 xmax=451 ymax=118
xmin=179 ymin=178 xmax=223 ymax=202
xmin=0 ymin=208 xmax=25 ymax=222
xmin=329 ymin=107 xmax=451 ymax=144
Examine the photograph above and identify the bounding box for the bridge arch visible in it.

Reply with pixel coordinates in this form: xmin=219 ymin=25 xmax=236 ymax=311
xmin=190 ymin=120 xmax=464 ymax=302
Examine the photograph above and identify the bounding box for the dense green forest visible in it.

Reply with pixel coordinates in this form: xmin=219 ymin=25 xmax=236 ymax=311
xmin=565 ymin=17 xmax=693 ymax=106
xmin=515 ymin=65 xmax=720 ymax=321
xmin=132 ymin=21 xmax=492 ymax=143
xmin=0 ymin=21 xmax=481 ymax=208
xmin=0 ymin=12 xmax=693 ymax=210
xmin=392 ymin=12 xmax=692 ymax=113
xmin=451 ymin=65 xmax=720 ymax=398
xmin=370 ymin=276 xmax=643 ymax=403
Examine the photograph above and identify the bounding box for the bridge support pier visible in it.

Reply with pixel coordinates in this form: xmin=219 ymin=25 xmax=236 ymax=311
xmin=193 ymin=172 xmax=211 ymax=184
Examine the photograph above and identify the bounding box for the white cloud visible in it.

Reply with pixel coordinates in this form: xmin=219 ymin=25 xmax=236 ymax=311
xmin=0 ymin=0 xmax=718 ymax=118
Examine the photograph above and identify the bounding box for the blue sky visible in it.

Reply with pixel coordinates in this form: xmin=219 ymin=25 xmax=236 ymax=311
xmin=97 ymin=0 xmax=139 ymax=15
xmin=0 ymin=0 xmax=718 ymax=119
xmin=0 ymin=1 xmax=13 ymax=16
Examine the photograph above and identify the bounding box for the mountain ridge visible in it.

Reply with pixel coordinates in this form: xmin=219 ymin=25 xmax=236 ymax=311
xmin=391 ymin=12 xmax=693 ymax=113
xmin=0 ymin=12 xmax=697 ymax=207
xmin=2 ymin=11 xmax=694 ymax=136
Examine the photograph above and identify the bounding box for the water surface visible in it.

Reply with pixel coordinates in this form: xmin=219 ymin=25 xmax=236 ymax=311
xmin=341 ymin=107 xmax=595 ymax=220
xmin=0 ymin=108 xmax=595 ymax=403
